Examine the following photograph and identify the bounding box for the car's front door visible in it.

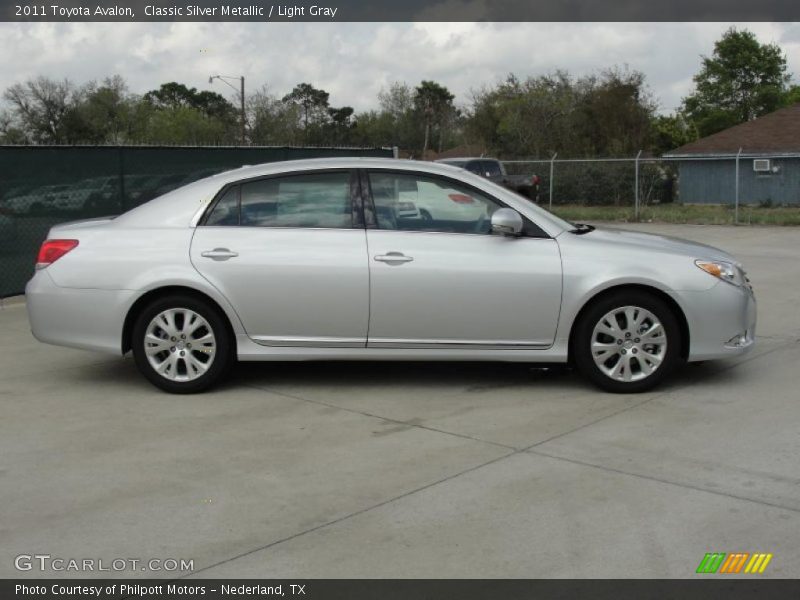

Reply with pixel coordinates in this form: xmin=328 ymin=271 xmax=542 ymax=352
xmin=364 ymin=170 xmax=562 ymax=349
xmin=190 ymin=169 xmax=369 ymax=347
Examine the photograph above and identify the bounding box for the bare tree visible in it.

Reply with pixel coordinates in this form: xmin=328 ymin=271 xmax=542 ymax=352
xmin=4 ymin=77 xmax=76 ymax=144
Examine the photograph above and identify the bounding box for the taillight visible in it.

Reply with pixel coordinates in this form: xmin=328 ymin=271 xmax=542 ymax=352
xmin=448 ymin=193 xmax=474 ymax=204
xmin=532 ymin=175 xmax=541 ymax=186
xmin=36 ymin=239 xmax=78 ymax=269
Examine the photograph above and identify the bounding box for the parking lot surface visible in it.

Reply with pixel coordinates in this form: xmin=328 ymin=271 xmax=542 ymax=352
xmin=1 ymin=223 xmax=799 ymax=578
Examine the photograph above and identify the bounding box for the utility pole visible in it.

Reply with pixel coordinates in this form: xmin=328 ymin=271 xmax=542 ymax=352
xmin=209 ymin=74 xmax=246 ymax=145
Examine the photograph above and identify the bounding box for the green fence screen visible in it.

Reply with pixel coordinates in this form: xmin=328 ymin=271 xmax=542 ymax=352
xmin=0 ymin=145 xmax=392 ymax=298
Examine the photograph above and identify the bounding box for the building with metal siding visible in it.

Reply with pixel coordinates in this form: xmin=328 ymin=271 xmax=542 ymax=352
xmin=665 ymin=104 xmax=800 ymax=206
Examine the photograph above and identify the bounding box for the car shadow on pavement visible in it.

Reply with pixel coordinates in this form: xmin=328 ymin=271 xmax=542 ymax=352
xmin=64 ymin=354 xmax=749 ymax=396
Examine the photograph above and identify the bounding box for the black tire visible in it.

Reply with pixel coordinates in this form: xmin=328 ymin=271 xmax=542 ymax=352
xmin=419 ymin=208 xmax=432 ymax=220
xmin=131 ymin=294 xmax=234 ymax=394
xmin=572 ymin=290 xmax=681 ymax=393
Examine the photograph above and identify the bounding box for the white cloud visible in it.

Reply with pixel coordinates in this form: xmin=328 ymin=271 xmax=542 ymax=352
xmin=0 ymin=22 xmax=798 ymax=115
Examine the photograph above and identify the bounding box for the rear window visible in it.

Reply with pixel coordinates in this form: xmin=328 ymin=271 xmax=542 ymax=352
xmin=204 ymin=171 xmax=353 ymax=229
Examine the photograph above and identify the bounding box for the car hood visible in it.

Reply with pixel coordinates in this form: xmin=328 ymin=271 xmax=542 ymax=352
xmin=584 ymin=227 xmax=737 ymax=263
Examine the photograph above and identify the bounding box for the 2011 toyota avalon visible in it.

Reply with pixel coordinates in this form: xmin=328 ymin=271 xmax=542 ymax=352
xmin=25 ymin=158 xmax=756 ymax=394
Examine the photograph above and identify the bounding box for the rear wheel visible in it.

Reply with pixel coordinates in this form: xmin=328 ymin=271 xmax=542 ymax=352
xmin=573 ymin=290 xmax=681 ymax=393
xmin=131 ymin=295 xmax=234 ymax=393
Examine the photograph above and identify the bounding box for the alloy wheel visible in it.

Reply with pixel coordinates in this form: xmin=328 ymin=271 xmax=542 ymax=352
xmin=144 ymin=308 xmax=217 ymax=382
xmin=590 ymin=305 xmax=667 ymax=383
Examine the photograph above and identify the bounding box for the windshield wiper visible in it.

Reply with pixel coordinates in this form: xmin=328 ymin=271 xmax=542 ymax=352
xmin=569 ymin=223 xmax=595 ymax=235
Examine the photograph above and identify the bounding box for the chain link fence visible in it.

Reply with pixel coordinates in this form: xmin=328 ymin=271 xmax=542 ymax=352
xmin=0 ymin=145 xmax=392 ymax=298
xmin=4 ymin=148 xmax=798 ymax=298
xmin=504 ymin=153 xmax=800 ymax=221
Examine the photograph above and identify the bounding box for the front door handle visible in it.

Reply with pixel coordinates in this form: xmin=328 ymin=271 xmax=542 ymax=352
xmin=374 ymin=252 xmax=414 ymax=264
xmin=201 ymin=248 xmax=239 ymax=261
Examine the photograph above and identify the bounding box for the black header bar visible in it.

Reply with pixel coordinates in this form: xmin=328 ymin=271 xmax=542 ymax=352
xmin=3 ymin=0 xmax=800 ymax=22
xmin=5 ymin=579 xmax=800 ymax=600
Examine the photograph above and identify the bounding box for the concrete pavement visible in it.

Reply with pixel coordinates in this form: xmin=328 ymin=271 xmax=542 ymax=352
xmin=1 ymin=223 xmax=798 ymax=578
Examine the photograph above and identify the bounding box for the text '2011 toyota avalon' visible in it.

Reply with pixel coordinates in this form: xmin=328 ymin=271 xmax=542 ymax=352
xmin=26 ymin=158 xmax=756 ymax=393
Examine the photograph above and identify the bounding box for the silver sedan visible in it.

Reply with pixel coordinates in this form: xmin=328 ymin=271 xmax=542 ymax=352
xmin=25 ymin=158 xmax=756 ymax=394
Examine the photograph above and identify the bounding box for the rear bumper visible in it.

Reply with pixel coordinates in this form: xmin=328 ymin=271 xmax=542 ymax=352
xmin=25 ymin=270 xmax=134 ymax=355
xmin=677 ymin=281 xmax=757 ymax=362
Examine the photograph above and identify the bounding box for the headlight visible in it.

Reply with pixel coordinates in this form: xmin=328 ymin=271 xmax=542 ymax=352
xmin=695 ymin=259 xmax=744 ymax=287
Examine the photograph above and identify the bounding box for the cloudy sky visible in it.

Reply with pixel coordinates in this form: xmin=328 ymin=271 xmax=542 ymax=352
xmin=1 ymin=22 xmax=799 ymax=114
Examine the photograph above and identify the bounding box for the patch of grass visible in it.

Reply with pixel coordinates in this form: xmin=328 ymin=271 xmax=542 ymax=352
xmin=548 ymin=203 xmax=800 ymax=226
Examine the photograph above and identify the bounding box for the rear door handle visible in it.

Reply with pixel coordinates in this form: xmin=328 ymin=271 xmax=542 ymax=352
xmin=374 ymin=252 xmax=414 ymax=264
xmin=201 ymin=248 xmax=238 ymax=261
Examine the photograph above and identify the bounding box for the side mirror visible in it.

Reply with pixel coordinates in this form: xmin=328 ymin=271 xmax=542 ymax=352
xmin=491 ymin=208 xmax=524 ymax=236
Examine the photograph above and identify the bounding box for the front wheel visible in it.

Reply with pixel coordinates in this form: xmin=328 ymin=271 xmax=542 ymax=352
xmin=131 ymin=295 xmax=234 ymax=393
xmin=573 ymin=290 xmax=681 ymax=393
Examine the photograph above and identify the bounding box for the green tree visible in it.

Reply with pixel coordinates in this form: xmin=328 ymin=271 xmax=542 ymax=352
xmin=63 ymin=76 xmax=143 ymax=144
xmin=143 ymin=105 xmax=228 ymax=145
xmin=247 ymin=85 xmax=302 ymax=145
xmin=575 ymin=67 xmax=657 ymax=156
xmin=478 ymin=72 xmax=578 ymax=158
xmin=326 ymin=106 xmax=355 ymax=145
xmin=367 ymin=82 xmax=422 ymax=151
xmin=465 ymin=68 xmax=655 ymax=158
xmin=683 ymin=27 xmax=791 ymax=137
xmin=143 ymin=82 xmax=238 ymax=144
xmin=282 ymin=83 xmax=330 ymax=141
xmin=784 ymin=84 xmax=800 ymax=106
xmin=413 ymin=80 xmax=456 ymax=156
xmin=650 ymin=113 xmax=696 ymax=155
xmin=144 ymin=82 xmax=237 ymax=121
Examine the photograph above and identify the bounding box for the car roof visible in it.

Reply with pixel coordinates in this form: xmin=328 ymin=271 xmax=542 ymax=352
xmin=209 ymin=157 xmax=468 ymax=181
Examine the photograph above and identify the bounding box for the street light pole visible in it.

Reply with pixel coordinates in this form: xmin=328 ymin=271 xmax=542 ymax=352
xmin=240 ymin=76 xmax=245 ymax=146
xmin=209 ymin=74 xmax=246 ymax=145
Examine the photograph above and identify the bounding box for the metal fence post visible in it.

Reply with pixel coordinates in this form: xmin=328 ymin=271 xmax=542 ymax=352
xmin=735 ymin=147 xmax=742 ymax=225
xmin=549 ymin=153 xmax=557 ymax=210
xmin=118 ymin=146 xmax=126 ymax=213
xmin=634 ymin=150 xmax=642 ymax=221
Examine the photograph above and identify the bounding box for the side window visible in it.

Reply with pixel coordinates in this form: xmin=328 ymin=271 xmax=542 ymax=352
xmin=205 ymin=186 xmax=239 ymax=226
xmin=239 ymin=172 xmax=352 ymax=229
xmin=369 ymin=172 xmax=502 ymax=235
xmin=480 ymin=160 xmax=503 ymax=178
xmin=465 ymin=161 xmax=483 ymax=175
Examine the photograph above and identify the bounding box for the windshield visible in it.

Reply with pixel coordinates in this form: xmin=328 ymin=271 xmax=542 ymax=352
xmin=522 ymin=199 xmax=575 ymax=231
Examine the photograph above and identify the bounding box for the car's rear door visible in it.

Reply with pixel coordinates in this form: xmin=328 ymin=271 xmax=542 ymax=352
xmin=190 ymin=169 xmax=370 ymax=347
xmin=363 ymin=169 xmax=562 ymax=349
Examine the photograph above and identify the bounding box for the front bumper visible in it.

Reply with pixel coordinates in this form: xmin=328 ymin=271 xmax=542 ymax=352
xmin=677 ymin=280 xmax=757 ymax=362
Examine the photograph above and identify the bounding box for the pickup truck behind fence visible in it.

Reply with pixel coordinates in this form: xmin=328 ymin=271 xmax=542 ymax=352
xmin=436 ymin=157 xmax=540 ymax=201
